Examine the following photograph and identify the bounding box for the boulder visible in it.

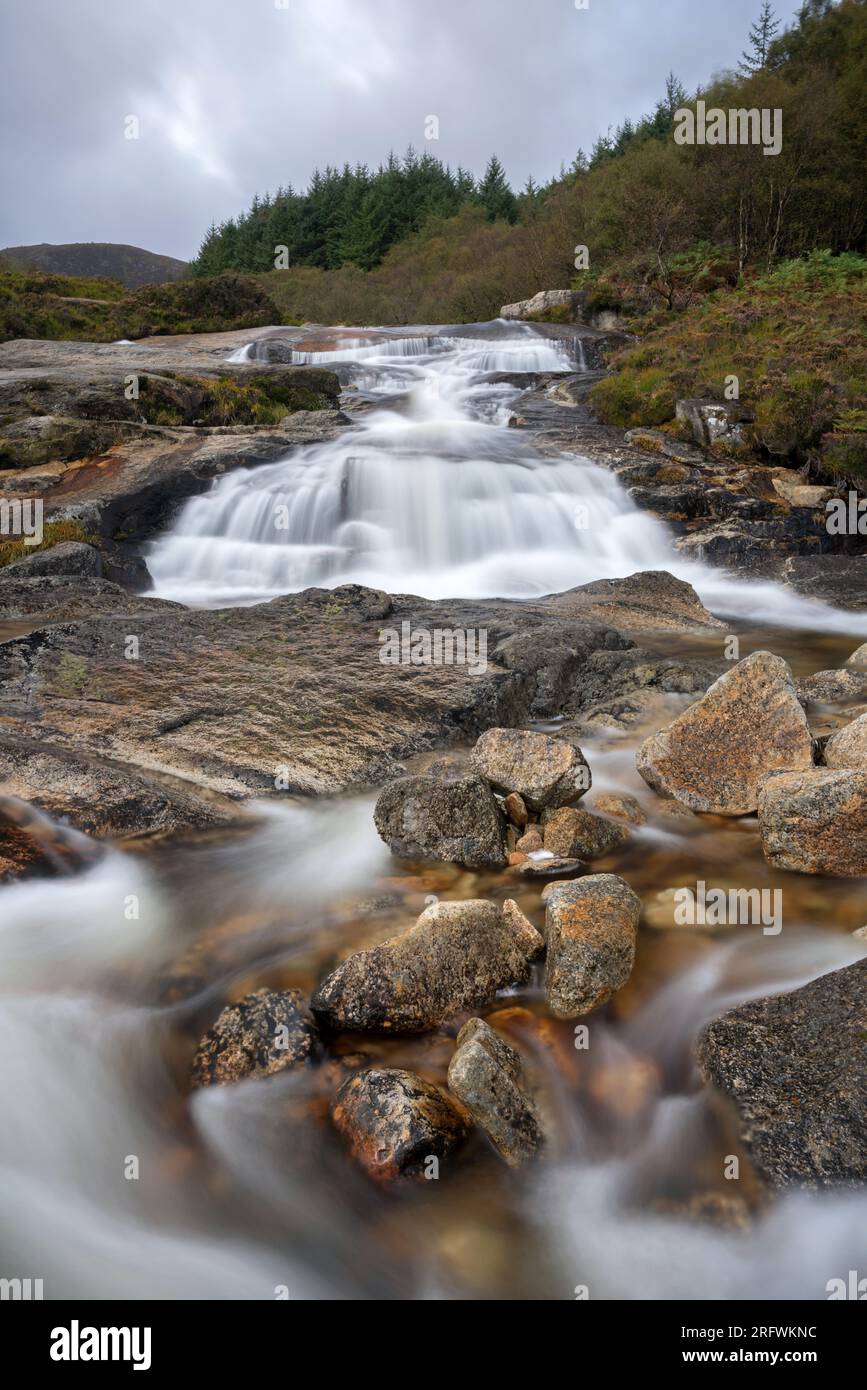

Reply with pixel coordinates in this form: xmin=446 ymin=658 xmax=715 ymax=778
xmin=676 ymin=397 xmax=753 ymax=448
xmin=373 ymin=773 xmax=507 ymax=869
xmin=190 ymin=988 xmax=317 ymax=1088
xmin=636 ymin=651 xmax=813 ymax=815
xmin=311 ymin=898 xmax=543 ymax=1033
xmin=696 ymin=959 xmax=867 ymax=1189
xmin=471 ymin=727 xmax=590 ymax=811
xmin=0 ymin=540 xmax=102 ymax=578
xmin=845 ymin=642 xmax=867 ymax=668
xmin=331 ymin=1068 xmax=469 ymax=1182
xmin=544 ymin=874 xmax=640 ymax=1018
xmin=798 ymin=667 xmax=867 ymax=705
xmin=588 ymin=791 xmax=646 ymax=825
xmin=542 ymin=805 xmax=630 ymax=858
xmin=771 ymin=472 xmax=834 ymax=508
xmin=757 ymin=768 xmax=867 ymax=877
xmin=823 ymin=713 xmax=867 ymax=770
xmin=500 ymin=289 xmax=577 ymax=321
xmin=447 ymin=1018 xmax=543 ymax=1166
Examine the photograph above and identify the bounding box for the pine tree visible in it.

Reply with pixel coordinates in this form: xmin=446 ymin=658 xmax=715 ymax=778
xmin=477 ymin=155 xmax=518 ymax=223
xmin=739 ymin=2 xmax=781 ymax=73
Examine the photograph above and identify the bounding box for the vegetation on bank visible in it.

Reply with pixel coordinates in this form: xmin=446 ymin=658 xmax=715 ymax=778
xmin=590 ymin=252 xmax=867 ymax=478
xmin=0 ymin=518 xmax=94 ymax=569
xmin=0 ymin=268 xmax=280 ymax=343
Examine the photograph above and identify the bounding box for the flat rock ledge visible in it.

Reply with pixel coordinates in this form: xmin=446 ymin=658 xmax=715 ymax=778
xmin=696 ymin=959 xmax=867 ymax=1190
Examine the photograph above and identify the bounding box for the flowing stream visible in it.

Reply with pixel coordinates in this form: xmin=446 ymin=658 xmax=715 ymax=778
xmin=2 ymin=321 xmax=866 ymax=1300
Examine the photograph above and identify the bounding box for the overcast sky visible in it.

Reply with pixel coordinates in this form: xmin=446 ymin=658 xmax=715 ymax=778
xmin=0 ymin=0 xmax=804 ymax=261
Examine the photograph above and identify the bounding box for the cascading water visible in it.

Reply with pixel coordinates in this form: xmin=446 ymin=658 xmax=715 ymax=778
xmin=148 ymin=321 xmax=867 ymax=633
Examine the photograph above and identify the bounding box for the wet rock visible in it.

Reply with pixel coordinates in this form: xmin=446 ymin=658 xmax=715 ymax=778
xmin=331 ymin=1068 xmax=469 ymax=1182
xmin=190 ymin=988 xmax=317 ymax=1088
xmin=696 ymin=959 xmax=867 ymax=1189
xmin=798 ymin=667 xmax=867 ymax=705
xmin=542 ymin=805 xmax=630 ymax=858
xmin=0 ymin=794 xmax=102 ymax=881
xmin=783 ymin=555 xmax=867 ymax=612
xmin=846 ymin=643 xmax=867 ymax=668
xmin=628 ymin=483 xmax=707 ymax=521
xmin=511 ymin=854 xmax=586 ymax=879
xmin=311 ymin=899 xmax=543 ymax=1033
xmin=588 ymin=791 xmax=646 ymax=825
xmin=516 ymin=826 xmax=543 ymax=853
xmin=447 ymin=1018 xmax=543 ymax=1166
xmin=636 ymin=651 xmax=813 ymax=815
xmin=504 ymin=792 xmax=529 ymax=827
xmin=823 ymin=713 xmax=867 ymax=770
xmin=373 ymin=773 xmax=507 ymax=869
xmin=471 ymin=727 xmax=591 ymax=811
xmin=545 ymin=874 xmax=640 ymax=1018
xmin=757 ymin=768 xmax=867 ymax=876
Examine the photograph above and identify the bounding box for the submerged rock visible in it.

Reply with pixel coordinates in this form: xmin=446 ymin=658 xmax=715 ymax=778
xmin=544 ymin=874 xmax=640 ymax=1018
xmin=588 ymin=791 xmax=646 ymax=825
xmin=511 ymin=853 xmax=586 ymax=879
xmin=636 ymin=651 xmax=813 ymax=815
xmin=542 ymin=805 xmax=630 ymax=858
xmin=757 ymin=768 xmax=867 ymax=876
xmin=311 ymin=898 xmax=543 ymax=1033
xmin=471 ymin=727 xmax=590 ymax=811
xmin=332 ymin=1068 xmax=469 ymax=1182
xmin=373 ymin=773 xmax=507 ymax=869
xmin=696 ymin=959 xmax=867 ymax=1189
xmin=190 ymin=988 xmax=317 ymax=1088
xmin=447 ymin=1018 xmax=543 ymax=1166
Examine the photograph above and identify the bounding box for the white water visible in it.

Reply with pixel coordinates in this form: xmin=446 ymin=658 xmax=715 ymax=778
xmin=148 ymin=322 xmax=867 ymax=633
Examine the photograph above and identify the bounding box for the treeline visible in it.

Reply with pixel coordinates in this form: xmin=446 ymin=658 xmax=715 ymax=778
xmin=192 ymin=0 xmax=866 ymax=318
xmin=192 ymin=151 xmax=519 ymax=276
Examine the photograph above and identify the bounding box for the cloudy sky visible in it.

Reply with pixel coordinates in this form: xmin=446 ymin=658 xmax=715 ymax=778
xmin=0 ymin=0 xmax=804 ymax=261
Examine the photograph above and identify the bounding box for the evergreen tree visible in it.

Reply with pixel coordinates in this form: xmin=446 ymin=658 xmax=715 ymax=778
xmin=476 ymin=155 xmax=518 ymax=223
xmin=739 ymin=2 xmax=782 ymax=73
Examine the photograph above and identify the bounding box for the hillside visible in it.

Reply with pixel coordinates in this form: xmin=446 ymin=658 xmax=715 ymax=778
xmin=0 ymin=241 xmax=188 ymax=289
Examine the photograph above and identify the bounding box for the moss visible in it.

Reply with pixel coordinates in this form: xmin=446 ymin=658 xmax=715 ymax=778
xmin=0 ymin=519 xmax=95 ymax=569
xmin=589 ymin=367 xmax=677 ymax=428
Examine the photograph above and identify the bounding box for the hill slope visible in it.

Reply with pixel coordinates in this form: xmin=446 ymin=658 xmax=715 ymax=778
xmin=0 ymin=242 xmax=187 ymax=289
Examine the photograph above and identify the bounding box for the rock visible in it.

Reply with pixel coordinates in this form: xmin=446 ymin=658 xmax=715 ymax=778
xmin=824 ymin=713 xmax=867 ymax=769
xmin=0 ymin=794 xmax=102 ymax=881
xmin=190 ymin=988 xmax=317 ymax=1088
xmin=516 ymin=826 xmax=543 ymax=853
xmin=757 ymin=768 xmax=867 ymax=876
xmin=0 ymin=541 xmax=102 ymax=579
xmin=331 ymin=1068 xmax=469 ymax=1182
xmin=676 ymin=397 xmax=754 ymax=448
xmin=846 ymin=643 xmax=867 ymax=668
xmin=627 ymin=483 xmax=707 ymax=521
xmin=588 ymin=791 xmax=646 ymax=825
xmin=511 ymin=854 xmax=586 ymax=879
xmin=853 ymin=926 xmax=867 ymax=941
xmin=542 ymin=805 xmax=630 ymax=858
xmin=798 ymin=667 xmax=867 ymax=705
xmin=544 ymin=874 xmax=640 ymax=1018
xmin=636 ymin=651 xmax=813 ymax=815
xmin=447 ymin=1018 xmax=543 ymax=1166
xmin=373 ymin=774 xmax=506 ymax=869
xmin=771 ymin=472 xmax=834 ymax=508
xmin=508 ymin=850 xmax=527 ymax=866
xmin=504 ymin=792 xmax=529 ymax=827
xmin=783 ymin=555 xmax=867 ymax=611
xmin=471 ymin=727 xmax=590 ymax=811
xmin=696 ymin=959 xmax=867 ymax=1189
xmin=311 ymin=899 xmax=544 ymax=1033
xmin=500 ymin=289 xmax=577 ymax=321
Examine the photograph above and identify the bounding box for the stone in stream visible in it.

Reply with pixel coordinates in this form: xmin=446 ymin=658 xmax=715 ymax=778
xmin=544 ymin=874 xmax=640 ymax=1018
xmin=311 ymin=899 xmax=544 ymax=1034
xmin=471 ymin=727 xmax=591 ymax=811
xmin=331 ymin=1068 xmax=469 ymax=1182
xmin=845 ymin=642 xmax=867 ymax=668
xmin=636 ymin=651 xmax=813 ymax=815
xmin=798 ymin=667 xmax=867 ymax=705
xmin=516 ymin=826 xmax=543 ymax=853
xmin=510 ymin=854 xmax=587 ymax=879
xmin=588 ymin=791 xmax=646 ymax=825
xmin=542 ymin=805 xmax=630 ymax=858
xmin=504 ymin=792 xmax=529 ymax=828
xmin=757 ymin=768 xmax=867 ymax=876
xmin=696 ymin=959 xmax=867 ymax=1189
xmin=190 ymin=988 xmax=318 ymax=1088
xmin=823 ymin=713 xmax=867 ymax=770
xmin=373 ymin=773 xmax=507 ymax=869
xmin=447 ymin=1018 xmax=544 ymax=1166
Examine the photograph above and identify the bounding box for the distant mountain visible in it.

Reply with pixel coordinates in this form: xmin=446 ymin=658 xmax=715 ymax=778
xmin=0 ymin=242 xmax=188 ymax=289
